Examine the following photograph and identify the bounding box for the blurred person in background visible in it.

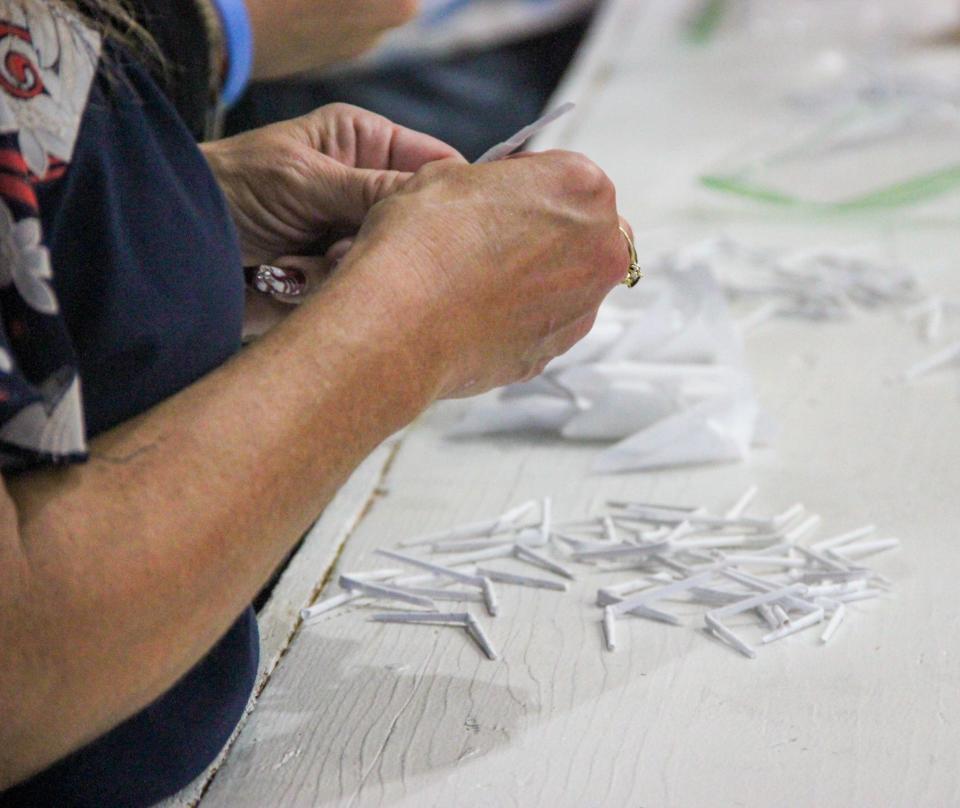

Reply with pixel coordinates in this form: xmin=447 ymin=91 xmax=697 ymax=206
xmin=227 ymin=0 xmax=601 ymax=158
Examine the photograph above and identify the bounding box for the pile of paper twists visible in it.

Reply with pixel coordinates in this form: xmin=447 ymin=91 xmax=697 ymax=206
xmin=301 ymin=490 xmax=898 ymax=661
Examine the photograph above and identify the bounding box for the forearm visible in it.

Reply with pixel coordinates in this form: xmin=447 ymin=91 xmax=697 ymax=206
xmin=0 ymin=269 xmax=435 ymax=787
xmin=245 ymin=0 xmax=418 ymax=81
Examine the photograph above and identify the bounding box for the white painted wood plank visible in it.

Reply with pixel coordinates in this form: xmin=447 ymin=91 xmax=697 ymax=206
xmin=199 ymin=230 xmax=960 ymax=808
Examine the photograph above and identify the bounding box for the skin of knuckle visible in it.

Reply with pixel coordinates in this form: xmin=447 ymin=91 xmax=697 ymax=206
xmin=597 ymin=174 xmax=617 ymax=208
xmin=555 ymin=152 xmax=609 ymax=195
xmin=412 ymin=161 xmax=467 ymax=197
xmin=592 ymin=230 xmax=625 ymax=286
xmin=323 ymin=102 xmax=352 ymax=117
xmin=414 ymin=160 xmax=448 ymax=184
xmin=604 ymin=261 xmax=624 ymax=289
xmin=355 ymin=114 xmax=391 ymax=148
xmin=575 ymin=314 xmax=597 ymax=342
xmin=559 ymin=319 xmax=592 ymax=355
xmin=520 ymin=358 xmax=549 ymax=383
xmin=418 ymin=160 xmax=442 ymax=177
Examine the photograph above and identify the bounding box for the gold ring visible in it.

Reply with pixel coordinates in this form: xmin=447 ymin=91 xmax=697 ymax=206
xmin=619 ymin=226 xmax=642 ymax=288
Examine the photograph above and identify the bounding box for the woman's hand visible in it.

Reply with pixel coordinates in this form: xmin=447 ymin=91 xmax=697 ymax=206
xmin=201 ymin=104 xmax=463 ymax=265
xmin=322 ymin=150 xmax=631 ymax=400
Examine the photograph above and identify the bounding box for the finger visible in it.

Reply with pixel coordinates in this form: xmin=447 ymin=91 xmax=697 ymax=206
xmin=273 ymin=254 xmax=335 ymax=300
xmin=312 ymin=156 xmax=412 ymax=225
xmin=325 ymin=238 xmax=355 ymax=267
xmin=341 ymin=155 xmax=468 ymax=218
xmin=541 ymin=311 xmax=598 ymax=369
xmin=352 ymin=166 xmax=412 ymax=213
xmin=386 ymin=125 xmax=465 ymax=171
xmin=615 ymin=215 xmax=640 ymax=289
xmin=308 ymin=104 xmax=464 ymax=171
xmin=251 ymin=255 xmax=334 ymax=303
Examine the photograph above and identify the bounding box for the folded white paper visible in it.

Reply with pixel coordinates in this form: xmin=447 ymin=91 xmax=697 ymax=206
xmin=452 ymin=254 xmax=763 ymax=472
xmin=593 ymin=394 xmax=759 ymax=473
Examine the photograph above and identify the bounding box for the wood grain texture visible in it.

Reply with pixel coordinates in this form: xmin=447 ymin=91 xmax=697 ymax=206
xmin=159 ymin=441 xmax=398 ymax=807
xmin=199 ymin=1 xmax=960 ymax=805
xmin=201 ymin=311 xmax=960 ymax=806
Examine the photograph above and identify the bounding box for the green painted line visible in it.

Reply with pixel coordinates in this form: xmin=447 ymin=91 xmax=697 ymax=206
xmin=684 ymin=0 xmax=728 ymax=44
xmin=700 ymin=163 xmax=960 ymax=211
xmin=833 ymin=164 xmax=960 ymax=210
xmin=699 ymin=175 xmax=799 ymax=206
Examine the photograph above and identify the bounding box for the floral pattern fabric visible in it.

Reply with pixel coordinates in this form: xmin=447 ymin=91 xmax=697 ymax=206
xmin=0 ymin=0 xmax=98 ymax=467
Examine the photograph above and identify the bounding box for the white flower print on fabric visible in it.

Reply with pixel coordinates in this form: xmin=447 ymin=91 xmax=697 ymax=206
xmin=0 ymin=368 xmax=84 ymax=457
xmin=0 ymin=194 xmax=55 ymax=313
xmin=0 ymin=1 xmax=98 ymax=176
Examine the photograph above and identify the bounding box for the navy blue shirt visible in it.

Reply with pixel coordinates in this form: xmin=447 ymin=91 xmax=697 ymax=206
xmin=0 ymin=7 xmax=257 ymax=806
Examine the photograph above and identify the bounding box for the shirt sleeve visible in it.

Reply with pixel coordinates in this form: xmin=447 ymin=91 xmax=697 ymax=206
xmin=0 ymin=1 xmax=95 ymax=469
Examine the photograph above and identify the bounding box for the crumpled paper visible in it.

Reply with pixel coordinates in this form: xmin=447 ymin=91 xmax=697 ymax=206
xmin=451 ymin=257 xmax=763 ymax=472
xmin=708 ymin=237 xmax=921 ymax=325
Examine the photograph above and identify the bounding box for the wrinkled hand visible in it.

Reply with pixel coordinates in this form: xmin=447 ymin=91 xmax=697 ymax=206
xmin=324 ymin=151 xmax=631 ymax=399
xmin=201 ymin=103 xmax=463 ymax=266
xmin=245 ymin=0 xmax=418 ymax=79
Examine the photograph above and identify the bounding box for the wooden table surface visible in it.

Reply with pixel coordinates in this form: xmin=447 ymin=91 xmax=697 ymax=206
xmin=168 ymin=2 xmax=960 ymax=805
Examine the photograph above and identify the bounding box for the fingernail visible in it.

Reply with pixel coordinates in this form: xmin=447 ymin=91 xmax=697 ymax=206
xmin=253 ymin=265 xmax=308 ymax=298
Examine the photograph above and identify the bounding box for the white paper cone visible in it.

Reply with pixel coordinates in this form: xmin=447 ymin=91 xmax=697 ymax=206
xmin=592 ymin=395 xmax=758 ymax=473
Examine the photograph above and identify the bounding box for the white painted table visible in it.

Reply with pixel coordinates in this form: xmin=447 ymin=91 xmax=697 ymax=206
xmin=172 ymin=2 xmax=960 ymax=805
